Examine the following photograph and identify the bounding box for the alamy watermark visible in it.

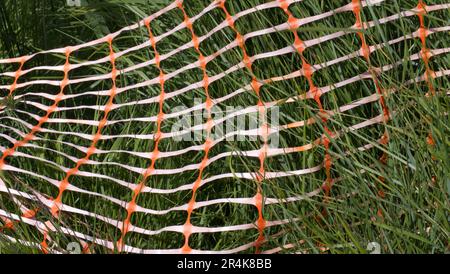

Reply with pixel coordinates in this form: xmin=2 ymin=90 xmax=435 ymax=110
xmin=66 ymin=0 xmax=82 ymax=6
xmin=168 ymin=98 xmax=280 ymax=148
xmin=62 ymin=241 xmax=382 ymax=254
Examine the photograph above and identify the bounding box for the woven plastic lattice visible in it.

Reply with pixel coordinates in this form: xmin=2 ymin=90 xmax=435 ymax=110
xmin=0 ymin=0 xmax=448 ymax=253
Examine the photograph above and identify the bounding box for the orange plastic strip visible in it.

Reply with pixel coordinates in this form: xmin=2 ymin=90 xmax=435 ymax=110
xmin=218 ymin=0 xmax=267 ymax=253
xmin=51 ymin=37 xmax=118 ymax=217
xmin=7 ymin=57 xmax=26 ymax=97
xmin=352 ymin=0 xmax=390 ymax=217
xmin=278 ymin=0 xmax=334 ymax=203
xmin=417 ymin=0 xmax=436 ymax=96
xmin=0 ymin=48 xmax=72 ymax=172
xmin=177 ymin=0 xmax=215 ymax=254
xmin=0 ymin=208 xmax=37 ymax=231
xmin=116 ymin=18 xmax=167 ymax=252
xmin=417 ymin=0 xmax=437 ymax=150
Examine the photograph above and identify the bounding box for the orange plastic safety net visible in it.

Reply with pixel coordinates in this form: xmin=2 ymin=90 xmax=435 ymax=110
xmin=0 ymin=0 xmax=448 ymax=253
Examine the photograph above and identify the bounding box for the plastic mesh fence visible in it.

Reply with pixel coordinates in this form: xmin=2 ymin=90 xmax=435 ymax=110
xmin=0 ymin=0 xmax=449 ymax=253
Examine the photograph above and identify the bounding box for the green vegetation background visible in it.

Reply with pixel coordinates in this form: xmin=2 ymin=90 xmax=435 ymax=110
xmin=0 ymin=0 xmax=448 ymax=253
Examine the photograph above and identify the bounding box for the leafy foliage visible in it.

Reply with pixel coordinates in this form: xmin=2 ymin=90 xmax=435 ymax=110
xmin=0 ymin=0 xmax=449 ymax=254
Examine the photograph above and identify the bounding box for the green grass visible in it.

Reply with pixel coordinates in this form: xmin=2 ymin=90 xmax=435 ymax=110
xmin=0 ymin=0 xmax=449 ymax=254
